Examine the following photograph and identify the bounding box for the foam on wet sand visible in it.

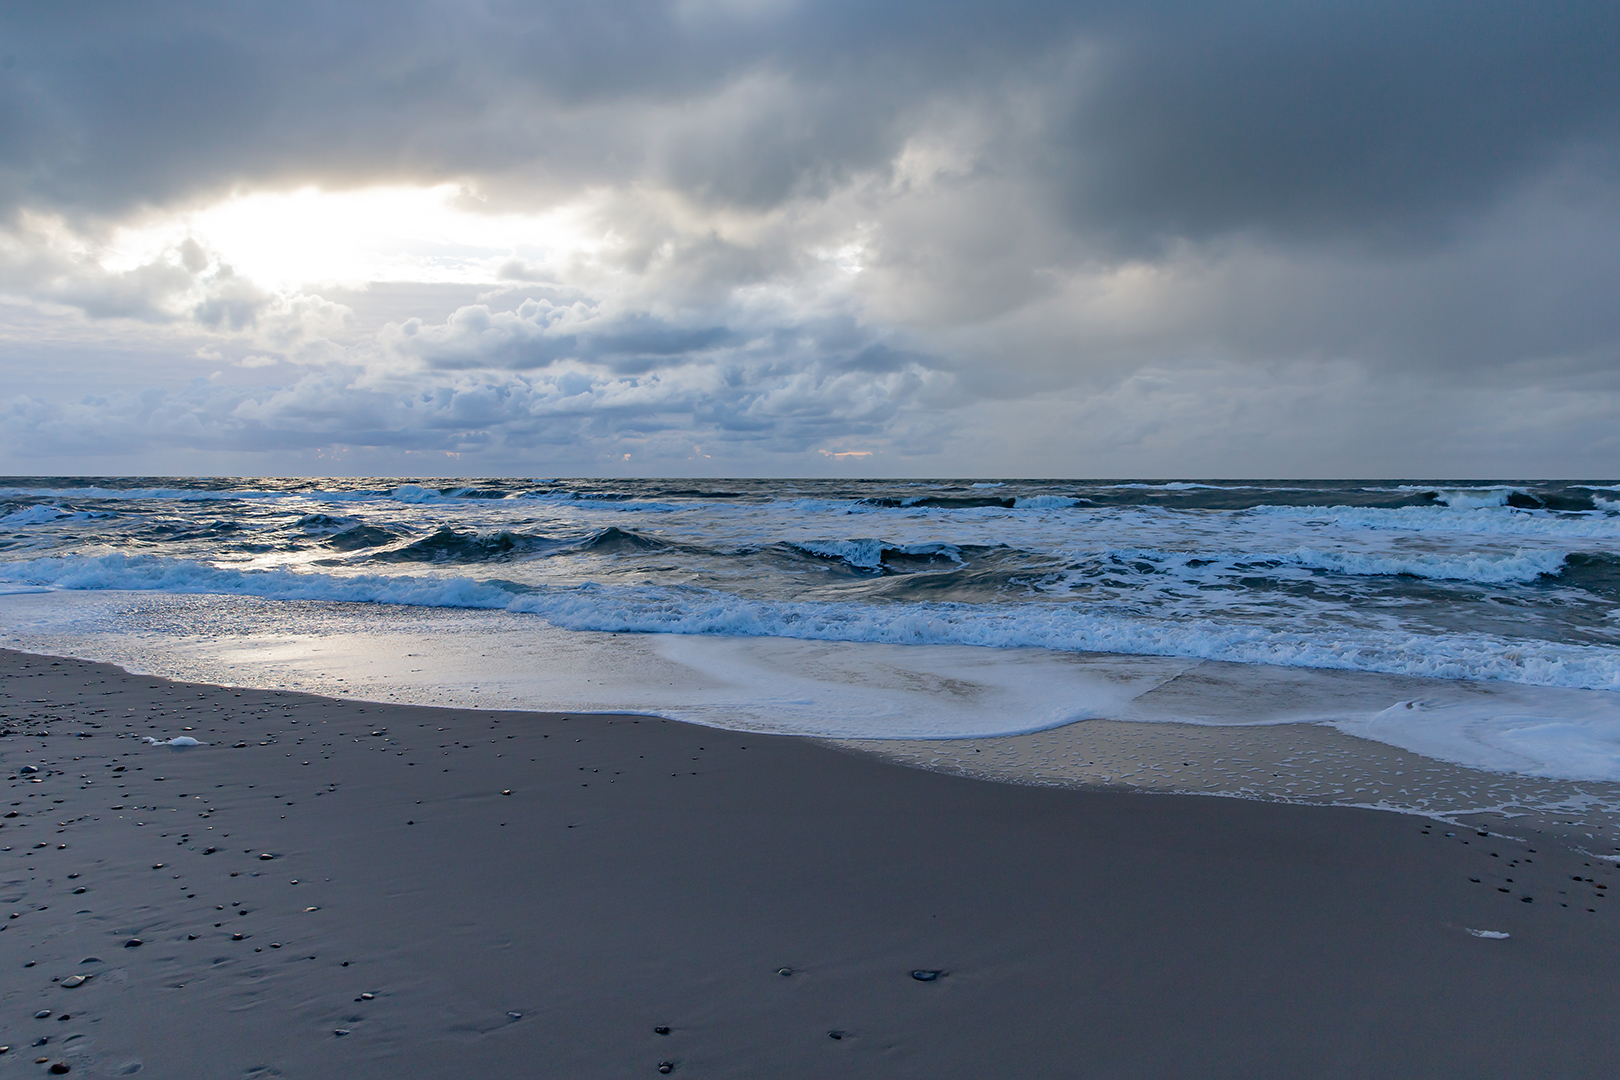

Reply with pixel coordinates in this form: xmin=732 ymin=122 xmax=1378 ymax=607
xmin=3 ymin=648 xmax=1620 ymax=1077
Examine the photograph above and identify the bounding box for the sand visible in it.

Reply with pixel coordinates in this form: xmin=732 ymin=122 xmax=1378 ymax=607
xmin=2 ymin=647 xmax=1619 ymax=1078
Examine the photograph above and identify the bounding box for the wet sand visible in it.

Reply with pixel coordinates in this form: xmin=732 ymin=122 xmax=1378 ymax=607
xmin=2 ymin=647 xmax=1619 ymax=1078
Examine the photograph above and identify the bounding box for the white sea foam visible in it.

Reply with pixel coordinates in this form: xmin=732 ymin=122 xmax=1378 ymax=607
xmin=1 ymin=505 xmax=69 ymax=525
xmin=1282 ymin=546 xmax=1568 ymax=584
xmin=4 ymin=553 xmax=1618 ymax=691
xmin=1337 ymin=695 xmax=1620 ymax=780
xmin=1252 ymin=503 xmax=1620 ymax=539
xmin=6 ymin=590 xmax=1617 ymax=781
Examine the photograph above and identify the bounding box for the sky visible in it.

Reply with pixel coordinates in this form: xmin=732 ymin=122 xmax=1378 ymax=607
xmin=1 ymin=0 xmax=1617 ymax=478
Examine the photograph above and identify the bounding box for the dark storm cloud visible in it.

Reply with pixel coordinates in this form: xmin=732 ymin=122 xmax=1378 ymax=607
xmin=3 ymin=0 xmax=1615 ymax=240
xmin=1059 ymin=1 xmax=1620 ymax=249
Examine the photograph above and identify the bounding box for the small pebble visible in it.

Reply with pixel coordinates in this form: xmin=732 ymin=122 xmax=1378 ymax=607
xmin=51 ymin=1063 xmax=71 ymax=1074
xmin=776 ymin=968 xmax=792 ymax=977
xmin=124 ymin=938 xmax=142 ymax=948
xmin=35 ymin=1011 xmax=50 ymax=1020
xmin=911 ymin=970 xmax=941 ymax=982
xmin=507 ymin=1012 xmax=522 ymax=1020
xmin=657 ymin=1063 xmax=674 ymax=1074
xmin=654 ymin=1026 xmax=670 ymax=1035
xmin=62 ymin=976 xmax=85 ymax=988
xmin=828 ymin=1030 xmax=846 ymax=1040
xmin=360 ymin=993 xmax=374 ymax=1001
xmin=333 ymin=1029 xmax=350 ymax=1037
xmin=258 ymin=853 xmax=274 ymax=861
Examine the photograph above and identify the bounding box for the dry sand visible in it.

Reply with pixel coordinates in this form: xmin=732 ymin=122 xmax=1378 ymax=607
xmin=2 ymin=647 xmax=1619 ymax=1078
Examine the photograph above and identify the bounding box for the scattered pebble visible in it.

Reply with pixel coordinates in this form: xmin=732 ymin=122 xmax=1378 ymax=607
xmin=123 ymin=938 xmax=142 ymax=948
xmin=911 ymin=970 xmax=941 ymax=981
xmin=828 ymin=1030 xmax=847 ymax=1040
xmin=654 ymin=1026 xmax=670 ymax=1035
xmin=507 ymin=1012 xmax=522 ymax=1020
xmin=333 ymin=1029 xmax=350 ymax=1037
xmin=61 ymin=976 xmax=86 ymax=988
xmin=35 ymin=1011 xmax=50 ymax=1019
xmin=657 ymin=1062 xmax=674 ymax=1074
xmin=776 ymin=967 xmax=793 ymax=977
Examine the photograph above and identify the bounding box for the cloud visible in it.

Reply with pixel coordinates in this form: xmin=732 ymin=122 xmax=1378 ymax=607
xmin=0 ymin=0 xmax=1616 ymax=474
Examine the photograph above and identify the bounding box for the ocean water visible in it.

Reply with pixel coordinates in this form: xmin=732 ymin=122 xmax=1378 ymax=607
xmin=2 ymin=477 xmax=1619 ymax=794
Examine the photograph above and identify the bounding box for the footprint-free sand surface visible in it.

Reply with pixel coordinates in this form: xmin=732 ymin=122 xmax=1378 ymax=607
xmin=3 ymin=647 xmax=1619 ymax=1077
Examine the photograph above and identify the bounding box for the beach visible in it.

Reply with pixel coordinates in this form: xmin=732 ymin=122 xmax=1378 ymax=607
xmin=4 ymin=647 xmax=1619 ymax=1078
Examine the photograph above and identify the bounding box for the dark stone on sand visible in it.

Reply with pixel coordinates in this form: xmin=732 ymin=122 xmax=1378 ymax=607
xmin=79 ymin=958 xmax=100 ymax=965
xmin=829 ymin=1030 xmax=847 ymax=1040
xmin=258 ymin=853 xmax=274 ymax=860
xmin=50 ymin=1063 xmax=70 ymax=1074
xmin=20 ymin=766 xmax=38 ymax=774
xmin=658 ymin=1062 xmax=675 ymax=1074
xmin=35 ymin=1011 xmax=50 ymax=1019
xmin=507 ymin=1011 xmax=522 ymax=1020
xmin=1522 ymin=896 xmax=1534 ymax=903
xmin=655 ymin=1026 xmax=670 ymax=1035
xmin=333 ymin=1029 xmax=350 ymax=1037
xmin=911 ymin=970 xmax=941 ymax=981
xmin=232 ymin=933 xmax=244 ymax=941
xmin=776 ymin=967 xmax=793 ymax=976
xmin=56 ymin=1015 xmax=69 ymax=1022
xmin=360 ymin=993 xmax=374 ymax=1001
xmin=123 ymin=938 xmax=142 ymax=948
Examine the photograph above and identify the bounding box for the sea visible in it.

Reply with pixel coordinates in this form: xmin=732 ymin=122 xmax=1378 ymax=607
xmin=3 ymin=477 xmax=1619 ymax=826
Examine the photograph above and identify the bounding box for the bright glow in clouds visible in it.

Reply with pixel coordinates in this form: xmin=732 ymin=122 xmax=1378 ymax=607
xmin=101 ymin=185 xmax=603 ymax=290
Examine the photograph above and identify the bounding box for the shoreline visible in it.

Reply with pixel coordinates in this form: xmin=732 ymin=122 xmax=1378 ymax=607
xmin=841 ymin=720 xmax=1620 ymax=860
xmin=3 ymin=646 xmax=1620 ymax=1077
